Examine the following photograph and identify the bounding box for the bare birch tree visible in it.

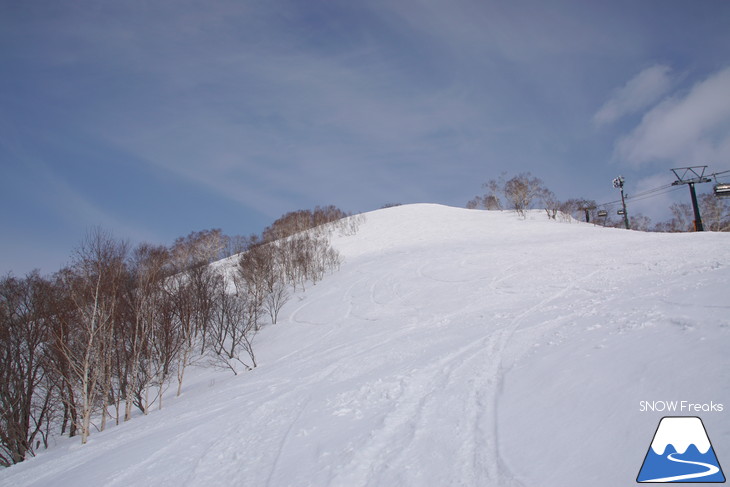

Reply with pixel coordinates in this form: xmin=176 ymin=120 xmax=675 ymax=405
xmin=56 ymin=228 xmax=128 ymax=444
xmin=0 ymin=272 xmax=56 ymax=465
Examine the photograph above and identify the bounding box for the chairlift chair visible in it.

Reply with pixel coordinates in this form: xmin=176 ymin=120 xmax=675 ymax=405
xmin=714 ymin=183 xmax=730 ymax=198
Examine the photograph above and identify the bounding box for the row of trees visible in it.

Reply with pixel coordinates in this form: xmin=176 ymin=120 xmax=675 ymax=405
xmin=466 ymin=172 xmax=596 ymax=222
xmin=651 ymin=195 xmax=730 ymax=232
xmin=0 ymin=206 xmax=359 ymax=466
xmin=467 ymin=172 xmax=730 ymax=232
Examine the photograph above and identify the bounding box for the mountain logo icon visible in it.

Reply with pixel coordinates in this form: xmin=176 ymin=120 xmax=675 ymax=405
xmin=637 ymin=416 xmax=725 ymax=483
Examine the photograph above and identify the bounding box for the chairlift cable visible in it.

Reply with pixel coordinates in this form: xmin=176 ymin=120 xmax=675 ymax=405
xmin=596 ymin=181 xmax=697 ymax=208
xmin=625 ymin=186 xmax=684 ymax=203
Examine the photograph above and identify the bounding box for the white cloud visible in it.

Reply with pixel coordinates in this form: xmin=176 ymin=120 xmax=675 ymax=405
xmin=616 ymin=66 xmax=730 ymax=166
xmin=593 ymin=64 xmax=673 ymax=126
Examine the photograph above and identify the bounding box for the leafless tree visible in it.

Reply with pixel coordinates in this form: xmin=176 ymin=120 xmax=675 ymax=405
xmin=225 ymin=235 xmax=250 ymax=257
xmin=666 ymin=203 xmax=694 ymax=232
xmin=121 ymin=244 xmax=170 ymax=418
xmin=542 ymin=189 xmax=561 ymax=220
xmin=189 ymin=264 xmax=218 ymax=354
xmin=262 ymin=206 xmax=351 ymax=242
xmin=209 ymin=274 xmax=257 ymax=374
xmin=468 ymin=173 xmax=551 ymax=214
xmin=54 ymin=228 xmax=128 ymax=444
xmin=466 ymin=180 xmax=502 ymax=210
xmin=630 ymin=214 xmax=653 ymax=232
xmin=312 ymin=205 xmax=348 ymax=229
xmin=171 ymin=229 xmax=227 ymax=268
xmin=700 ymin=194 xmax=730 ymax=231
xmin=465 ymin=196 xmax=482 ymax=209
xmin=333 ymin=212 xmax=365 ymax=237
xmin=44 ymin=271 xmax=79 ymax=439
xmin=264 ymin=279 xmax=289 ymax=325
xmin=167 ymin=271 xmax=196 ymax=399
xmin=559 ymin=198 xmax=599 ymax=223
xmin=147 ymin=291 xmax=180 ymax=412
xmin=502 ymin=173 xmax=550 ymax=216
xmin=0 ymin=272 xmax=56 ymax=465
xmin=239 ymin=242 xmax=278 ymax=328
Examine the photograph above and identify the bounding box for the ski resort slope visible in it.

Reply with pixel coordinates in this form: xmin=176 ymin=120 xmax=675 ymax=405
xmin=3 ymin=204 xmax=730 ymax=487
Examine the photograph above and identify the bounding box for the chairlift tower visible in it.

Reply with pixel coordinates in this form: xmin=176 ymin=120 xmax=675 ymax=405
xmin=613 ymin=176 xmax=630 ymax=229
xmin=670 ymin=166 xmax=712 ymax=232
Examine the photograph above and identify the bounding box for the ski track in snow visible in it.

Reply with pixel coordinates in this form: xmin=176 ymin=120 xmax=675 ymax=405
xmin=287 ymin=243 xmax=600 ymax=486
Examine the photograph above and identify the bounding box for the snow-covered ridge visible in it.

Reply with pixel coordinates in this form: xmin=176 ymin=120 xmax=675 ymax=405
xmin=2 ymin=204 xmax=729 ymax=487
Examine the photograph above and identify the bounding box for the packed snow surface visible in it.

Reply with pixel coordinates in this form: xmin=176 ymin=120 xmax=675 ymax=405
xmin=3 ymin=204 xmax=729 ymax=486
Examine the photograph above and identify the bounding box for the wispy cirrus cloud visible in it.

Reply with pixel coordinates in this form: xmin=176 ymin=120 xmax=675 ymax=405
xmin=593 ymin=64 xmax=673 ymax=126
xmin=49 ymin=1 xmax=498 ymax=216
xmin=615 ymin=66 xmax=730 ymax=167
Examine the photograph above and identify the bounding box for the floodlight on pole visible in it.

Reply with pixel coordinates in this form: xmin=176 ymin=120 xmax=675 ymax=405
xmin=613 ymin=175 xmax=630 ymax=229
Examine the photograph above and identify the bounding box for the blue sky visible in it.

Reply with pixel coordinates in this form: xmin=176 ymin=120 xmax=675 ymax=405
xmin=2 ymin=0 xmax=730 ymax=276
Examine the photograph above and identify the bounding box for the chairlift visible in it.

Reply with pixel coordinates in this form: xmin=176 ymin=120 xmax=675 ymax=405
xmin=714 ymin=183 xmax=730 ymax=198
xmin=617 ymin=209 xmax=626 ymax=215
xmin=597 ymin=210 xmax=608 ymax=217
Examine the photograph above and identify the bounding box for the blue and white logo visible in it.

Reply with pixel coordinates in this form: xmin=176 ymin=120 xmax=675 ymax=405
xmin=637 ymin=416 xmax=725 ymax=483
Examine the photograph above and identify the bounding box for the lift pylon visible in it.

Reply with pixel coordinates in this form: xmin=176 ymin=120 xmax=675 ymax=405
xmin=670 ymin=166 xmax=712 ymax=231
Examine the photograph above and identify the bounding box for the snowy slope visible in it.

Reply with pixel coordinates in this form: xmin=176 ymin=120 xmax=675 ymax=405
xmin=2 ymin=204 xmax=729 ymax=487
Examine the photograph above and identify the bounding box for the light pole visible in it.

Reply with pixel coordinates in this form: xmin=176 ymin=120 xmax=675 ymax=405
xmin=613 ymin=176 xmax=630 ymax=230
